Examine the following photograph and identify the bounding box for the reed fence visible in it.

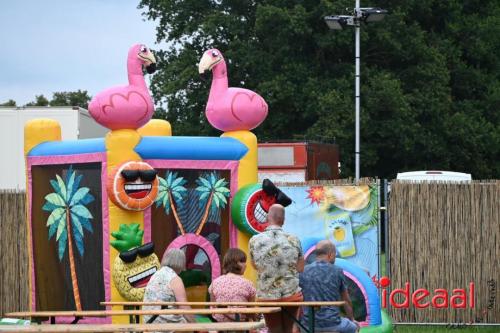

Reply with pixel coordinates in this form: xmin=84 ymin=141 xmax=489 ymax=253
xmin=0 ymin=190 xmax=29 ymax=316
xmin=388 ymin=180 xmax=499 ymax=324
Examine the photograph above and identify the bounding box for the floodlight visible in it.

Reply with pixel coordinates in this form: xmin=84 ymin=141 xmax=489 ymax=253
xmin=324 ymin=3 xmax=388 ymax=182
xmin=360 ymin=7 xmax=388 ymax=23
xmin=324 ymin=15 xmax=349 ymax=30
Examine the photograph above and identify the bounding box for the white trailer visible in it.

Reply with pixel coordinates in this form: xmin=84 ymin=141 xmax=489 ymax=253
xmin=0 ymin=106 xmax=108 ymax=190
xmin=396 ymin=170 xmax=472 ymax=182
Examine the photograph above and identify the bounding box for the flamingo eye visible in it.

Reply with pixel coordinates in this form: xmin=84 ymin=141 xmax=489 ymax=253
xmin=211 ymin=50 xmax=219 ymax=57
xmin=140 ymin=46 xmax=148 ymax=53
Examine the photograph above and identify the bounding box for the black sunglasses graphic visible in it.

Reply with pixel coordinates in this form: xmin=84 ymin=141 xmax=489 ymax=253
xmin=262 ymin=178 xmax=292 ymax=207
xmin=121 ymin=169 xmax=158 ymax=182
xmin=119 ymin=242 xmax=155 ymax=263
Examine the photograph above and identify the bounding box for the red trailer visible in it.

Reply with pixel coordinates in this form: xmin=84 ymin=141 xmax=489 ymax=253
xmin=258 ymin=142 xmax=340 ymax=183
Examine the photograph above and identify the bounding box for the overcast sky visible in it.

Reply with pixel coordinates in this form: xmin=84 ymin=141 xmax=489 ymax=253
xmin=0 ymin=0 xmax=159 ymax=105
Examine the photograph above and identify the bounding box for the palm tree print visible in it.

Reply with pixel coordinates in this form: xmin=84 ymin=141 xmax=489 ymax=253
xmin=195 ymin=172 xmax=230 ymax=235
xmin=43 ymin=166 xmax=94 ymax=311
xmin=155 ymin=171 xmax=188 ymax=234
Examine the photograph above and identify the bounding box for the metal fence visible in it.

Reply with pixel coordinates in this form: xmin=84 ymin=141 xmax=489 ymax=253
xmin=388 ymin=180 xmax=499 ymax=324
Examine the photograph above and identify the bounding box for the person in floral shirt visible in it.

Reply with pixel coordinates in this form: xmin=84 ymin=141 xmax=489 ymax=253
xmin=249 ymin=204 xmax=305 ymax=333
xmin=209 ymin=248 xmax=256 ymax=322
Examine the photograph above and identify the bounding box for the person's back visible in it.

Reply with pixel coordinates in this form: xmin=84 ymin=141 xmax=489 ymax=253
xmin=249 ymin=204 xmax=304 ymax=333
xmin=250 ymin=225 xmax=302 ymax=299
xmin=143 ymin=249 xmax=194 ymax=332
xmin=209 ymin=248 xmax=256 ymax=322
xmin=143 ymin=265 xmax=178 ymax=302
xmin=143 ymin=265 xmax=186 ymax=324
xmin=210 ymin=273 xmax=255 ymax=303
xmin=300 ymin=261 xmax=345 ymax=327
xmin=299 ymin=240 xmax=358 ymax=333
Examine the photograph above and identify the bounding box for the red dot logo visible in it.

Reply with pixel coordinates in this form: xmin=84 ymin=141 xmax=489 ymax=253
xmin=379 ymin=276 xmax=391 ymax=288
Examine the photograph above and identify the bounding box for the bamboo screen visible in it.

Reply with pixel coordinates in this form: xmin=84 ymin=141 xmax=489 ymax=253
xmin=0 ymin=190 xmax=29 ymax=316
xmin=388 ymin=181 xmax=499 ymax=324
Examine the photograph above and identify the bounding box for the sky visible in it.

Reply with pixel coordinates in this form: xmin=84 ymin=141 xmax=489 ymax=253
xmin=0 ymin=0 xmax=160 ymax=106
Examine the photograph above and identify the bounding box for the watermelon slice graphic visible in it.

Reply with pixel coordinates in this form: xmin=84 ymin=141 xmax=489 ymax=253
xmin=231 ymin=180 xmax=291 ymax=235
xmin=231 ymin=184 xmax=276 ymax=235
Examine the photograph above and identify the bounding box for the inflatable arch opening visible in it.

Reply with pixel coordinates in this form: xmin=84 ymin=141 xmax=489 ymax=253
xmin=166 ymin=233 xmax=222 ymax=281
xmin=304 ymin=246 xmax=381 ymax=327
xmin=166 ymin=234 xmax=222 ymax=304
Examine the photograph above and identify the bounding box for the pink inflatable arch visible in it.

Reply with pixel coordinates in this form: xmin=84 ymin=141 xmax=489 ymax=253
xmin=166 ymin=234 xmax=221 ymax=281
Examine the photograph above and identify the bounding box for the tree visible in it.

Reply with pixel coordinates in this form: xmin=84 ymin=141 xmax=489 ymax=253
xmin=23 ymin=90 xmax=91 ymax=108
xmin=0 ymin=99 xmax=16 ymax=107
xmin=155 ymin=171 xmax=188 ymax=234
xmin=195 ymin=172 xmax=229 ymax=235
xmin=140 ymin=0 xmax=500 ymax=179
xmin=49 ymin=90 xmax=91 ymax=109
xmin=43 ymin=166 xmax=94 ymax=311
xmin=26 ymin=95 xmax=49 ymax=107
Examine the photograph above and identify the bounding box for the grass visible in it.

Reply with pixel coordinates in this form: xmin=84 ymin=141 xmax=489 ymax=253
xmin=393 ymin=325 xmax=499 ymax=332
xmin=380 ymin=252 xmax=386 ymax=277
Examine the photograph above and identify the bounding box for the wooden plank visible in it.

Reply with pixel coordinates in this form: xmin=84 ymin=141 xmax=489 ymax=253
xmin=101 ymin=301 xmax=346 ymax=307
xmin=0 ymin=321 xmax=266 ymax=332
xmin=5 ymin=307 xmax=281 ymax=318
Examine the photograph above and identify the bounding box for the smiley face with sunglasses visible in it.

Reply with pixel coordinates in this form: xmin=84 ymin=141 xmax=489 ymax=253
xmin=111 ymin=223 xmax=161 ymax=301
xmin=107 ymin=161 xmax=159 ymax=211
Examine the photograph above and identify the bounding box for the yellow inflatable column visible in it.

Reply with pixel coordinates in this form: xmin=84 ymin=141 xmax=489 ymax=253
xmin=138 ymin=119 xmax=172 ymax=136
xmin=24 ymin=119 xmax=62 ymax=309
xmin=24 ymin=119 xmax=62 ymax=154
xmin=105 ymin=129 xmax=143 ymax=323
xmin=221 ymin=130 xmax=258 ymax=281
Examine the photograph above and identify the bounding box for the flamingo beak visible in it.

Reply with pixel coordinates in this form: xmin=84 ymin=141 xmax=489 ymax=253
xmin=198 ymin=53 xmax=218 ymax=76
xmin=198 ymin=54 xmax=213 ymax=75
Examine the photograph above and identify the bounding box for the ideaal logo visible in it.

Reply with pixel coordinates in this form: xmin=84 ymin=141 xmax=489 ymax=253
xmin=377 ymin=276 xmax=475 ymax=309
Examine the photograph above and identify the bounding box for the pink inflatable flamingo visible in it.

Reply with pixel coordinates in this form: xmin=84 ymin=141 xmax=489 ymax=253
xmin=198 ymin=49 xmax=268 ymax=132
xmin=89 ymin=44 xmax=156 ymax=130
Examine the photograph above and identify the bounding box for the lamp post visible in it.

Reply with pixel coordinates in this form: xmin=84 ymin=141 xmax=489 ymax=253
xmin=324 ymin=3 xmax=387 ymax=182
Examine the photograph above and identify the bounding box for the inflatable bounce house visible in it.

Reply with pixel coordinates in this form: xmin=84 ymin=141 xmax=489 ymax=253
xmin=23 ymin=43 xmax=392 ymax=331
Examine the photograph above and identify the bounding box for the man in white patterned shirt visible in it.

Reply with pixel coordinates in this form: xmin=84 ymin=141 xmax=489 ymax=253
xmin=249 ymin=204 xmax=305 ymax=333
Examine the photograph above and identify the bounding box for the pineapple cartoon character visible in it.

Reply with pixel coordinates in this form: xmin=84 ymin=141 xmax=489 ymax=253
xmin=324 ymin=212 xmax=356 ymax=257
xmin=110 ymin=223 xmax=160 ymax=301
